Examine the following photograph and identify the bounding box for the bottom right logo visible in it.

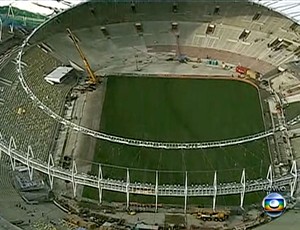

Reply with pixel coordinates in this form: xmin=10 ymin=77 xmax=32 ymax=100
xmin=262 ymin=192 xmax=286 ymax=218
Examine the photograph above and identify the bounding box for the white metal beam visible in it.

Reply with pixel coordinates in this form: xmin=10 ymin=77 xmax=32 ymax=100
xmin=184 ymin=171 xmax=188 ymax=213
xmin=72 ymin=160 xmax=78 ymax=198
xmin=213 ymin=171 xmax=217 ymax=211
xmin=290 ymin=160 xmax=297 ymax=198
xmin=8 ymin=136 xmax=16 ymax=171
xmin=98 ymin=164 xmax=103 ymax=204
xmin=26 ymin=145 xmax=34 ymax=180
xmin=267 ymin=165 xmax=273 ymax=191
xmin=240 ymin=169 xmax=246 ymax=209
xmin=48 ymin=153 xmax=54 ymax=190
xmin=8 ymin=4 xmax=14 ymax=17
xmin=126 ymin=168 xmax=130 ymax=209
xmin=155 ymin=170 xmax=158 ymax=212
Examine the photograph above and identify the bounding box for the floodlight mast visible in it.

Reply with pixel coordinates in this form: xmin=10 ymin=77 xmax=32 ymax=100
xmin=66 ymin=28 xmax=97 ymax=85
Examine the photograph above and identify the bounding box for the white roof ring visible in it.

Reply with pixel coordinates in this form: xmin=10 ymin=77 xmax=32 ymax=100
xmin=250 ymin=0 xmax=300 ymax=24
xmin=0 ymin=1 xmax=299 ymax=25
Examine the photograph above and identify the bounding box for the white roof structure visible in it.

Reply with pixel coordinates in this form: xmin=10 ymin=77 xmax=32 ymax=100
xmin=250 ymin=0 xmax=300 ymax=25
xmin=44 ymin=66 xmax=73 ymax=84
xmin=0 ymin=0 xmax=299 ymax=24
xmin=0 ymin=0 xmax=87 ymax=16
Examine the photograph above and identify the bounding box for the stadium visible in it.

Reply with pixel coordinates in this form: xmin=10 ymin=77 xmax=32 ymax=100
xmin=0 ymin=0 xmax=300 ymax=229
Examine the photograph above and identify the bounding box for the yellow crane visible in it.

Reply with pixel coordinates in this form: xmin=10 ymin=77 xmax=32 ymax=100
xmin=66 ymin=28 xmax=97 ymax=85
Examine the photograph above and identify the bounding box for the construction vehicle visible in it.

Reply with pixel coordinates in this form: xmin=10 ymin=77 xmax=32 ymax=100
xmin=236 ymin=65 xmax=249 ymax=75
xmin=66 ymin=28 xmax=98 ymax=85
xmin=236 ymin=65 xmax=260 ymax=79
xmin=196 ymin=210 xmax=230 ymax=221
xmin=246 ymin=69 xmax=260 ymax=79
xmin=128 ymin=210 xmax=136 ymax=215
xmin=17 ymin=107 xmax=26 ymax=115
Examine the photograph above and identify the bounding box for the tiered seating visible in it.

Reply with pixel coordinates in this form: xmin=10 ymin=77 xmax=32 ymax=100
xmin=44 ymin=20 xmax=298 ymax=75
xmin=0 ymin=57 xmax=60 ymax=161
xmin=21 ymin=47 xmax=76 ymax=113
xmin=34 ymin=3 xmax=299 ymax=67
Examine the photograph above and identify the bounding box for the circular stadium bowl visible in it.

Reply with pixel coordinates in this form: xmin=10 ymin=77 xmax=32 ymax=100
xmin=5 ymin=0 xmax=299 ymax=210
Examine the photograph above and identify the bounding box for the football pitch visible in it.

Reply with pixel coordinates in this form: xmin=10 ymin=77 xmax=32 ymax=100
xmin=84 ymin=76 xmax=270 ymax=204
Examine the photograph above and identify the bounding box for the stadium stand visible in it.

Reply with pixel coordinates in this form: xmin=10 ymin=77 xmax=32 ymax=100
xmin=21 ymin=46 xmax=77 ymax=112
xmin=0 ymin=54 xmax=59 ymax=161
xmin=0 ymin=18 xmax=77 ymax=164
xmin=23 ymin=1 xmax=298 ymax=78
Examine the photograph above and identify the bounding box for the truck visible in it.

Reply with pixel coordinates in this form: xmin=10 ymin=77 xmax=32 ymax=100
xmin=236 ymin=65 xmax=249 ymax=74
xmin=236 ymin=65 xmax=260 ymax=79
xmin=196 ymin=210 xmax=230 ymax=222
xmin=246 ymin=69 xmax=260 ymax=79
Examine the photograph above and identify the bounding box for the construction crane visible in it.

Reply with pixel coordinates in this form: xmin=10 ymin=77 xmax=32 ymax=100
xmin=66 ymin=28 xmax=97 ymax=85
xmin=196 ymin=209 xmax=230 ymax=222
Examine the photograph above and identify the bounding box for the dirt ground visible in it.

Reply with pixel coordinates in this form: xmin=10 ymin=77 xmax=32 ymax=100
xmin=61 ymin=78 xmax=108 ymax=197
xmin=147 ymin=45 xmax=275 ymax=74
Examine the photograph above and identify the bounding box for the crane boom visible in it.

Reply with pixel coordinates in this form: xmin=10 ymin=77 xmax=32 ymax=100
xmin=66 ymin=28 xmax=97 ymax=84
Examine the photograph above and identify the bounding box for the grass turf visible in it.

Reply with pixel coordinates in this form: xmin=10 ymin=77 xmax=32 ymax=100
xmin=83 ymin=76 xmax=270 ymax=205
xmin=284 ymin=102 xmax=300 ymax=121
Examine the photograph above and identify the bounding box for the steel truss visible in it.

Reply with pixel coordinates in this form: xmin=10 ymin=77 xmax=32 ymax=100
xmin=0 ymin=133 xmax=298 ymax=211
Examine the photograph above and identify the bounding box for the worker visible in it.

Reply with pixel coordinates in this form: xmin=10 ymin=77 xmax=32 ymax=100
xmin=131 ymin=2 xmax=136 ymax=13
xmin=90 ymin=7 xmax=95 ymax=15
xmin=173 ymin=3 xmax=178 ymax=13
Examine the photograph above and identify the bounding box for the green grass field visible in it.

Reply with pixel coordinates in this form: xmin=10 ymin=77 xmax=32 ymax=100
xmin=284 ymin=102 xmax=300 ymax=121
xmin=83 ymin=76 xmax=270 ymax=205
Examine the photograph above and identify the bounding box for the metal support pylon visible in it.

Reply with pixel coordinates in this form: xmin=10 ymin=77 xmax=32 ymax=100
xmin=72 ymin=160 xmax=78 ymax=198
xmin=126 ymin=168 xmax=130 ymax=209
xmin=26 ymin=145 xmax=34 ymax=180
xmin=155 ymin=171 xmax=158 ymax=212
xmin=240 ymin=169 xmax=246 ymax=209
xmin=7 ymin=4 xmax=14 ymax=34
xmin=290 ymin=161 xmax=297 ymax=198
xmin=98 ymin=164 xmax=103 ymax=204
xmin=266 ymin=165 xmax=273 ymax=192
xmin=8 ymin=136 xmax=16 ymax=171
xmin=48 ymin=154 xmax=54 ymax=190
xmin=213 ymin=171 xmax=217 ymax=211
xmin=184 ymin=171 xmax=188 ymax=213
xmin=7 ymin=4 xmax=14 ymax=17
